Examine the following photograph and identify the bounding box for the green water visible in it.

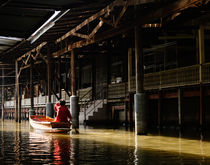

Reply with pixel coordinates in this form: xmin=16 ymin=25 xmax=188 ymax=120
xmin=0 ymin=120 xmax=210 ymax=164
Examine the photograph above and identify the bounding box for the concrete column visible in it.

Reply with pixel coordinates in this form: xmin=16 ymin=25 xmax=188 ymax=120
xmin=29 ymin=61 xmax=35 ymax=116
xmin=70 ymin=96 xmax=79 ymax=128
xmin=1 ymin=68 xmax=4 ymax=121
xmin=178 ymin=88 xmax=182 ymax=127
xmin=46 ymin=48 xmax=53 ymax=118
xmin=134 ymin=26 xmax=147 ymax=135
xmin=46 ymin=103 xmax=54 ymax=118
xmin=70 ymin=49 xmax=79 ymax=128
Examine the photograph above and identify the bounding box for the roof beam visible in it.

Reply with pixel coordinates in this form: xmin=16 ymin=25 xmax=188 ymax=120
xmin=55 ymin=0 xmax=124 ymax=43
xmin=53 ymin=0 xmax=207 ymax=57
xmin=17 ymin=42 xmax=47 ymax=62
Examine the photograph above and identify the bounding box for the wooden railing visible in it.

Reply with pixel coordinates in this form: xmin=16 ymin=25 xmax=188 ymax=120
xmin=4 ymin=63 xmax=210 ymax=107
xmin=144 ymin=64 xmax=200 ymax=90
xmin=108 ymin=63 xmax=210 ymax=99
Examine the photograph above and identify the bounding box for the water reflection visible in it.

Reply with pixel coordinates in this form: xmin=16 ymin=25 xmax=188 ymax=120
xmin=1 ymin=120 xmax=210 ymax=164
xmin=53 ymin=136 xmax=71 ymax=164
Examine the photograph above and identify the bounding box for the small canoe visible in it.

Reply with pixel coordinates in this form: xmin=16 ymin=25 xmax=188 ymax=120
xmin=29 ymin=115 xmax=72 ymax=133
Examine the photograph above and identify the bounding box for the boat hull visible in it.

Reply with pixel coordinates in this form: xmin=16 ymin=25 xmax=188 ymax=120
xmin=30 ymin=115 xmax=72 ymax=133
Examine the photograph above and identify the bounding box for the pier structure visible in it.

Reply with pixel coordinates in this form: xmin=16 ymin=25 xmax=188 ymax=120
xmin=0 ymin=0 xmax=209 ymax=133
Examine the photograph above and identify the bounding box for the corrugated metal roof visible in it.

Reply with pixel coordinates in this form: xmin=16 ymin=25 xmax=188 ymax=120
xmin=0 ymin=36 xmax=23 ymax=54
xmin=0 ymin=0 xmax=113 ymax=61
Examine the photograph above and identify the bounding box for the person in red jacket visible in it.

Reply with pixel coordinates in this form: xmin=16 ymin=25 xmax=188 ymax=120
xmin=54 ymin=99 xmax=72 ymax=122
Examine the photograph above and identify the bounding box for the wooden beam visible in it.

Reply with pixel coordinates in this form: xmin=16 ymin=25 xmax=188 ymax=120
xmin=17 ymin=42 xmax=47 ymax=62
xmin=162 ymin=92 xmax=178 ymax=99
xmin=89 ymin=20 xmax=104 ymax=38
xmin=72 ymin=32 xmax=89 ymax=39
xmin=114 ymin=0 xmax=129 ymax=27
xmin=144 ymin=0 xmax=205 ymax=21
xmin=99 ymin=17 xmax=113 ymax=26
xmin=55 ymin=0 xmax=121 ymax=43
xmin=52 ymin=89 xmax=60 ymax=100
xmin=53 ymin=0 xmax=205 ymax=57
xmin=53 ymin=67 xmax=71 ymax=97
xmin=19 ymin=61 xmax=43 ymax=71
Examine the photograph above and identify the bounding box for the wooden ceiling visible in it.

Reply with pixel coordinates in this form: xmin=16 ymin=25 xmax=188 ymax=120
xmin=0 ymin=0 xmax=210 ymax=65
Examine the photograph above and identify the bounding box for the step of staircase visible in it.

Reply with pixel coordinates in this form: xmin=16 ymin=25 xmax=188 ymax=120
xmin=79 ymin=99 xmax=107 ymax=124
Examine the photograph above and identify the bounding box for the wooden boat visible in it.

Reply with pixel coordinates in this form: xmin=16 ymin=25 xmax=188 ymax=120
xmin=29 ymin=115 xmax=72 ymax=133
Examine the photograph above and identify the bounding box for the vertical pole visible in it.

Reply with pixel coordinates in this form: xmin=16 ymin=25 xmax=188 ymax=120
xmin=15 ymin=60 xmax=19 ymax=122
xmin=200 ymin=85 xmax=203 ymax=128
xmin=178 ymin=88 xmax=182 ymax=127
xmin=29 ymin=61 xmax=35 ymax=116
xmin=1 ymin=68 xmax=4 ymax=121
xmin=135 ymin=27 xmax=143 ymax=94
xmin=158 ymin=91 xmax=161 ymax=128
xmin=70 ymin=49 xmax=79 ymax=130
xmin=58 ymin=58 xmax=62 ymax=99
xmin=198 ymin=26 xmax=205 ymax=83
xmin=71 ymin=50 xmax=76 ymax=96
xmin=134 ymin=25 xmax=147 ymax=135
xmin=47 ymin=53 xmax=51 ymax=103
xmin=46 ymin=48 xmax=53 ymax=118
xmin=128 ymin=48 xmax=132 ymax=92
xmin=128 ymin=93 xmax=133 ymax=126
xmin=198 ymin=26 xmax=205 ymax=129
xmin=92 ymin=56 xmax=96 ymax=100
xmin=18 ymin=86 xmax=21 ymax=123
xmin=70 ymin=50 xmax=79 ymax=129
xmin=128 ymin=48 xmax=133 ymax=126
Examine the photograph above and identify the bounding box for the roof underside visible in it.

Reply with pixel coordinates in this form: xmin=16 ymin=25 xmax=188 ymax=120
xmin=0 ymin=0 xmax=210 ymax=63
xmin=0 ymin=0 xmax=113 ymax=59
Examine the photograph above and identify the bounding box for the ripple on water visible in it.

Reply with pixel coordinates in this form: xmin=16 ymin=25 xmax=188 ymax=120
xmin=1 ymin=120 xmax=210 ymax=164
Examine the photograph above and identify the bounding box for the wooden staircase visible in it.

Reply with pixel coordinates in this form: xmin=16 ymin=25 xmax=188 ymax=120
xmin=79 ymin=99 xmax=108 ymax=124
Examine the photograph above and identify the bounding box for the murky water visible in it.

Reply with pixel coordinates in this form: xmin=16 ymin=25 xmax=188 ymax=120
xmin=1 ymin=120 xmax=210 ymax=164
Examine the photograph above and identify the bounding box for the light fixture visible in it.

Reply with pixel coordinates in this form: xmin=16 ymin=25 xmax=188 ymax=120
xmin=28 ymin=10 xmax=70 ymax=44
xmin=0 ymin=36 xmax=23 ymax=41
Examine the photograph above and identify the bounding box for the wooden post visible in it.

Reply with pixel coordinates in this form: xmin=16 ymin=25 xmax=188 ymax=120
xmin=134 ymin=25 xmax=147 ymax=135
xmin=128 ymin=93 xmax=133 ymax=125
xmin=1 ymin=68 xmax=4 ymax=121
xmin=200 ymin=85 xmax=203 ymax=128
xmin=158 ymin=91 xmax=161 ymax=128
xmin=198 ymin=26 xmax=205 ymax=83
xmin=47 ymin=52 xmax=51 ymax=103
xmin=127 ymin=48 xmax=133 ymax=126
xmin=30 ymin=61 xmax=34 ymax=115
xmin=135 ymin=27 xmax=144 ymax=94
xmin=58 ymin=58 xmax=62 ymax=99
xmin=178 ymin=88 xmax=182 ymax=127
xmin=15 ymin=60 xmax=19 ymax=122
xmin=18 ymin=86 xmax=22 ymax=123
xmin=70 ymin=49 xmax=79 ymax=130
xmin=71 ymin=49 xmax=76 ymax=96
xmin=46 ymin=48 xmax=54 ymax=118
xmin=128 ymin=48 xmax=132 ymax=92
xmin=198 ymin=26 xmax=205 ymax=129
xmin=92 ymin=56 xmax=96 ymax=100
